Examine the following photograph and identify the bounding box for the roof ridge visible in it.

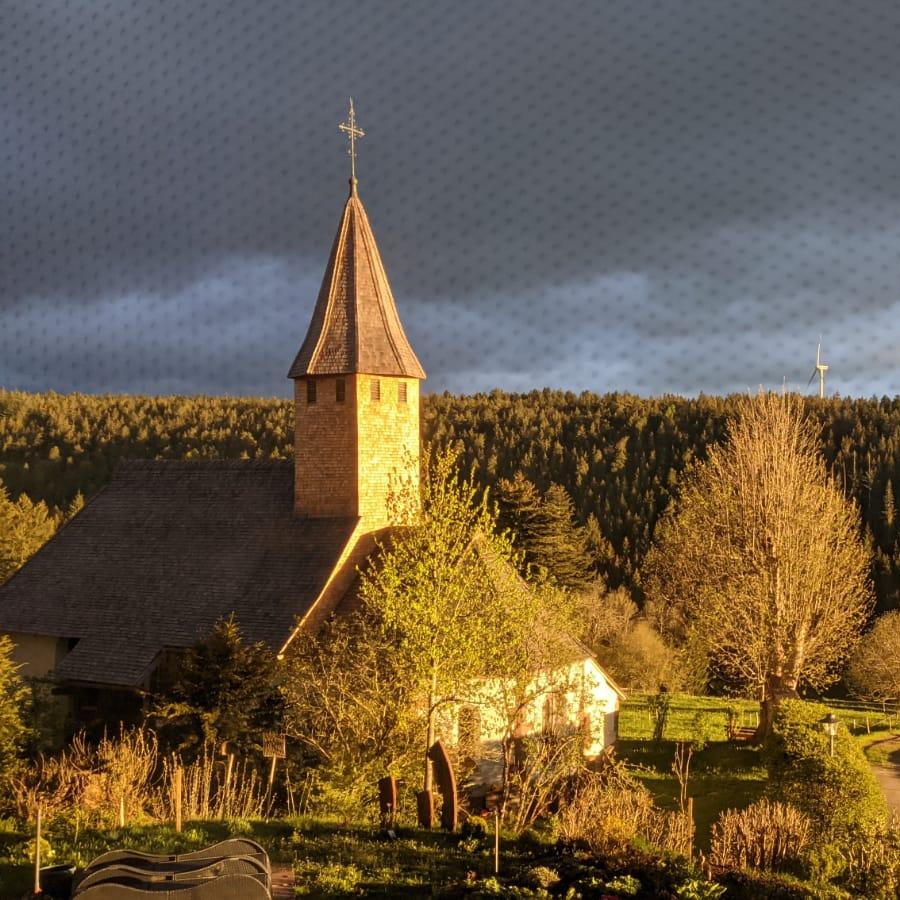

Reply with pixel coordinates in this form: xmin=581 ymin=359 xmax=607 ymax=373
xmin=114 ymin=458 xmax=291 ymax=472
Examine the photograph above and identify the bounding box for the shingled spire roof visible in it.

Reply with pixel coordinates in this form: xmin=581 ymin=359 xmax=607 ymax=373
xmin=288 ymin=184 xmax=426 ymax=379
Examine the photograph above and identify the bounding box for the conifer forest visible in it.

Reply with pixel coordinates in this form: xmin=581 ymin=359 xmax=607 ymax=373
xmin=2 ymin=388 xmax=898 ymax=613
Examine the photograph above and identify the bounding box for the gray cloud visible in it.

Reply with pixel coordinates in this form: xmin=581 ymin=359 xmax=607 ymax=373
xmin=2 ymin=0 xmax=900 ymax=397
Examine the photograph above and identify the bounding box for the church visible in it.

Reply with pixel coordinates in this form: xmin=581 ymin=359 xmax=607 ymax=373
xmin=0 ymin=106 xmax=621 ymax=752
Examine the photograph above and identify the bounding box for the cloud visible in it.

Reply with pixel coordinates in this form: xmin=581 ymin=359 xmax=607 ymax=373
xmin=2 ymin=1 xmax=900 ymax=396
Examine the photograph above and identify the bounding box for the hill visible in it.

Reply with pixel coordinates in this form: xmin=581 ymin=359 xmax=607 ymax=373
xmin=2 ymin=388 xmax=899 ymax=611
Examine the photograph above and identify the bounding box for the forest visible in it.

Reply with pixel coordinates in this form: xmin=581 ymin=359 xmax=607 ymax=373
xmin=1 ymin=387 xmax=899 ymax=612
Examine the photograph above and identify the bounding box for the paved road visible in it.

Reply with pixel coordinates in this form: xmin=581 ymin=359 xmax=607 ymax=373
xmin=271 ymin=863 xmax=295 ymax=899
xmin=872 ymin=764 xmax=900 ymax=815
xmin=868 ymin=735 xmax=900 ymax=816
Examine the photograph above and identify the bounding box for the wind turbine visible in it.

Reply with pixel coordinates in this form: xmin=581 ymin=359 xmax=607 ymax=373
xmin=807 ymin=339 xmax=829 ymax=399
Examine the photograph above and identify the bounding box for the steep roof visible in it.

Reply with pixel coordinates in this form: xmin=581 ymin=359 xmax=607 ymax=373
xmin=288 ymin=187 xmax=426 ymax=379
xmin=0 ymin=460 xmax=359 ymax=687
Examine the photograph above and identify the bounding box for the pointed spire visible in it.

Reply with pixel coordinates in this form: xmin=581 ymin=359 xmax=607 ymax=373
xmin=288 ymin=188 xmax=425 ymax=380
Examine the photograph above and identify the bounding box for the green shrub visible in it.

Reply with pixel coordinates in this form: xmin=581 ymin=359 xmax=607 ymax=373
xmin=522 ymin=865 xmax=559 ymax=889
xmin=716 ymin=868 xmax=848 ymax=899
xmin=674 ymin=877 xmax=726 ymax=900
xmin=294 ymin=859 xmax=363 ymax=896
xmin=765 ymin=699 xmax=886 ymax=834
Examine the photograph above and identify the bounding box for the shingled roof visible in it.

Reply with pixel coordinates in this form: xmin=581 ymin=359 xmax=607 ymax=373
xmin=0 ymin=460 xmax=359 ymax=687
xmin=288 ymin=187 xmax=426 ymax=379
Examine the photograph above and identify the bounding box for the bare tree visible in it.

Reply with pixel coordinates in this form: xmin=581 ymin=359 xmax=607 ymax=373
xmin=645 ymin=392 xmax=872 ymax=733
xmin=847 ymin=610 xmax=900 ymax=703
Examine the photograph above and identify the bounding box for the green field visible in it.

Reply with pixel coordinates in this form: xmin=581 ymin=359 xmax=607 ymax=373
xmin=615 ymin=691 xmax=900 ymax=853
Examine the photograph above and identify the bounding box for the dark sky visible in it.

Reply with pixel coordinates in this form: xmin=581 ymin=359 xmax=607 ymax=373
xmin=2 ymin=1 xmax=900 ymax=398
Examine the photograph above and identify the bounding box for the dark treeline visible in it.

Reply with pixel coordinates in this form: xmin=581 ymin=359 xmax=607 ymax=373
xmin=2 ymin=388 xmax=899 ymax=612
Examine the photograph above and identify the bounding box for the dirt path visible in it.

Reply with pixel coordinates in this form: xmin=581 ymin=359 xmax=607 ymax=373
xmin=271 ymin=863 xmax=295 ymax=899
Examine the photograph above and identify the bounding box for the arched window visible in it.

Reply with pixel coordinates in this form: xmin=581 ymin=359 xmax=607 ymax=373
xmin=542 ymin=692 xmax=568 ymax=736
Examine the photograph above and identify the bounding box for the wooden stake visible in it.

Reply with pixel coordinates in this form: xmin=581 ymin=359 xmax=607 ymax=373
xmin=687 ymin=797 xmax=694 ymax=859
xmin=33 ymin=802 xmax=41 ymax=895
xmin=222 ymin=753 xmax=234 ymax=820
xmin=265 ymin=756 xmax=278 ymax=817
xmin=174 ymin=766 xmax=183 ymax=833
xmin=118 ymin=794 xmax=125 ymax=828
xmin=494 ymin=810 xmax=500 ymax=875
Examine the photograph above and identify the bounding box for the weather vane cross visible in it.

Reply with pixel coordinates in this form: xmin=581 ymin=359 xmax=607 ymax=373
xmin=339 ymin=97 xmax=365 ymax=187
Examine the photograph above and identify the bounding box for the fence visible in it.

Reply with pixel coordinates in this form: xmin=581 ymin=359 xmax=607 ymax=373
xmin=619 ymin=692 xmax=900 ymax=741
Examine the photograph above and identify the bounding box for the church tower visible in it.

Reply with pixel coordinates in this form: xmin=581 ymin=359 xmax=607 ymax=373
xmin=288 ymin=102 xmax=425 ymax=527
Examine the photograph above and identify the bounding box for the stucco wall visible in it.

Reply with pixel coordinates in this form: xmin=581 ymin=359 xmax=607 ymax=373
xmin=440 ymin=656 xmax=621 ymax=788
xmin=6 ymin=631 xmax=67 ymax=677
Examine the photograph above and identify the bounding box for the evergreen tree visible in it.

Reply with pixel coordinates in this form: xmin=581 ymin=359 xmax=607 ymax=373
xmin=148 ymin=616 xmax=282 ymax=757
xmin=0 ymin=635 xmax=28 ymax=782
xmin=0 ymin=480 xmax=56 ymax=584
xmin=495 ymin=474 xmax=593 ymax=589
xmin=884 ymin=478 xmax=895 ymax=535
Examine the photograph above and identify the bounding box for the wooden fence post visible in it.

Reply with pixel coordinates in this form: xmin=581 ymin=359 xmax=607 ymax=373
xmin=33 ymin=802 xmax=42 ymax=896
xmin=174 ymin=766 xmax=183 ymax=833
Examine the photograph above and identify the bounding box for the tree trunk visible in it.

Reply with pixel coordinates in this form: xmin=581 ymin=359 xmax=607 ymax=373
xmin=758 ymin=671 xmax=799 ymax=739
xmin=423 ymin=667 xmax=437 ymax=794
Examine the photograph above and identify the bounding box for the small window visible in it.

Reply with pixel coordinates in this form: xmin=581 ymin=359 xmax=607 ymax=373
xmin=306 ymin=379 xmax=317 ymax=404
xmin=370 ymin=378 xmax=381 ymax=402
xmin=335 ymin=378 xmax=346 ymax=402
xmin=398 ymin=382 xmax=408 ymax=404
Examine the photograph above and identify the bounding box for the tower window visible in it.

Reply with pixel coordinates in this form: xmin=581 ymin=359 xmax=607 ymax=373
xmin=370 ymin=378 xmax=381 ymax=402
xmin=398 ymin=382 xmax=408 ymax=404
xmin=335 ymin=378 xmax=346 ymax=402
xmin=307 ymin=379 xmax=317 ymax=404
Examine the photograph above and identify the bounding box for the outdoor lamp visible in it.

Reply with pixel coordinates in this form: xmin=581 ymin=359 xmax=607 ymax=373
xmin=821 ymin=712 xmax=839 ymax=757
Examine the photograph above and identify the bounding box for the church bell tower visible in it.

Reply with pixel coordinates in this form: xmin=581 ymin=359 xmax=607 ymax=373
xmin=288 ymin=101 xmax=425 ymax=527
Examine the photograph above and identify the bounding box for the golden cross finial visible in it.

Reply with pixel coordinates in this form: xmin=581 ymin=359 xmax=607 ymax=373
xmin=339 ymin=97 xmax=365 ymax=192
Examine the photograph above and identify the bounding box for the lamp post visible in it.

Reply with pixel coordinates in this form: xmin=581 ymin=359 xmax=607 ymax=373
xmin=822 ymin=712 xmax=839 ymax=757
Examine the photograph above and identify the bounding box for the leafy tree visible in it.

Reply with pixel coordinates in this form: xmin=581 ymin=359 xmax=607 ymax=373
xmin=358 ymin=449 xmax=576 ymax=800
xmin=847 ymin=610 xmax=900 ymax=702
xmin=579 ymin=585 xmax=686 ymax=691
xmin=281 ymin=610 xmax=421 ymax=819
xmin=645 ymin=393 xmax=872 ymax=732
xmin=148 ymin=616 xmax=282 ymax=757
xmin=0 ymin=480 xmax=56 ymax=584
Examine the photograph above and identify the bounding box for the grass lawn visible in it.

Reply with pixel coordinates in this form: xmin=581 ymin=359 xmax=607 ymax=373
xmin=290 ymin=818 xmax=540 ymax=896
xmin=616 ymin=739 xmax=767 ymax=852
xmin=856 ymin=728 xmax=900 ymax=767
xmin=0 ymin=816 xmax=684 ymax=899
xmin=619 ymin=692 xmax=759 ymax=742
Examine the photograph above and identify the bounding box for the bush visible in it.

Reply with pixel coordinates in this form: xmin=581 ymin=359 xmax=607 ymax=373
xmin=763 ymin=700 xmax=897 ymax=894
xmin=556 ymin=763 xmax=692 ymax=857
xmin=709 ymin=799 xmax=812 ymax=874
xmin=765 ymin=699 xmax=886 ymax=834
